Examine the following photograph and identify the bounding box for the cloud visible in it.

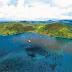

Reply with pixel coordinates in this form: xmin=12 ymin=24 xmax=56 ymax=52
xmin=52 ymin=0 xmax=72 ymax=8
xmin=0 ymin=0 xmax=72 ymax=20
xmin=8 ymin=0 xmax=17 ymax=6
xmin=0 ymin=0 xmax=10 ymax=6
xmin=63 ymin=12 xmax=72 ymax=16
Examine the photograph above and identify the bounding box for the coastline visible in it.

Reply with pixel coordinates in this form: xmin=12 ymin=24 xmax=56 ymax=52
xmin=0 ymin=31 xmax=72 ymax=40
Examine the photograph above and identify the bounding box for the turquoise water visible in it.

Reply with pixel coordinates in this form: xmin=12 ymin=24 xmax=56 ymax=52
xmin=0 ymin=33 xmax=72 ymax=72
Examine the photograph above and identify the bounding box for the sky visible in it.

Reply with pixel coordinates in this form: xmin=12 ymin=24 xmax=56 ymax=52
xmin=0 ymin=0 xmax=72 ymax=21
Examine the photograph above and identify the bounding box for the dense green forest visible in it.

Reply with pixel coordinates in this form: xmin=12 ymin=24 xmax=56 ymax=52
xmin=36 ymin=23 xmax=72 ymax=39
xmin=0 ymin=22 xmax=72 ymax=39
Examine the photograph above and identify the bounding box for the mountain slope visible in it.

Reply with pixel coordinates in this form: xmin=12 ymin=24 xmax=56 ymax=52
xmin=0 ymin=22 xmax=72 ymax=39
xmin=36 ymin=23 xmax=72 ymax=39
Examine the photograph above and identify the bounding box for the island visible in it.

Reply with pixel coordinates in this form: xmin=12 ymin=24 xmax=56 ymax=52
xmin=0 ymin=22 xmax=72 ymax=39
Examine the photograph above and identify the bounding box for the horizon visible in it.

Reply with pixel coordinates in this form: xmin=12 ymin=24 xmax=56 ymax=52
xmin=0 ymin=19 xmax=72 ymax=22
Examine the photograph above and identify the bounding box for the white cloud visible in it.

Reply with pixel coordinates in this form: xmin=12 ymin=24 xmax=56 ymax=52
xmin=52 ymin=0 xmax=72 ymax=8
xmin=29 ymin=4 xmax=61 ymax=19
xmin=60 ymin=16 xmax=72 ymax=19
xmin=0 ymin=0 xmax=72 ymax=20
xmin=0 ymin=0 xmax=10 ymax=6
xmin=17 ymin=0 xmax=24 ymax=7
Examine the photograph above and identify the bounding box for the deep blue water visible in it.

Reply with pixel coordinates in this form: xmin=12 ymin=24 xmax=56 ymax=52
xmin=0 ymin=33 xmax=72 ymax=72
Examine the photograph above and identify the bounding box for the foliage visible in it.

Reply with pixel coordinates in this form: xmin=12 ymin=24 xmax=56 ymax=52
xmin=0 ymin=22 xmax=72 ymax=39
xmin=0 ymin=22 xmax=35 ymax=35
xmin=36 ymin=23 xmax=72 ymax=39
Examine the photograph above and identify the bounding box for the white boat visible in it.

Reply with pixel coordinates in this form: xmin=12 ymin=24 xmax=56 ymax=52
xmin=28 ymin=40 xmax=31 ymax=43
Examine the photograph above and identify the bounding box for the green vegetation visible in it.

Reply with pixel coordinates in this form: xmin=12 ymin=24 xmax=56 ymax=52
xmin=66 ymin=25 xmax=72 ymax=31
xmin=36 ymin=23 xmax=72 ymax=39
xmin=0 ymin=22 xmax=36 ymax=35
xmin=0 ymin=22 xmax=72 ymax=39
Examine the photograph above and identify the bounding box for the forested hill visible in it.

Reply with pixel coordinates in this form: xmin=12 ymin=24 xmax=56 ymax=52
xmin=36 ymin=23 xmax=72 ymax=39
xmin=0 ymin=22 xmax=72 ymax=39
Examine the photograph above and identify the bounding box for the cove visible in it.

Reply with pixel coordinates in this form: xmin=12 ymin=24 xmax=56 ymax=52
xmin=0 ymin=33 xmax=72 ymax=72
